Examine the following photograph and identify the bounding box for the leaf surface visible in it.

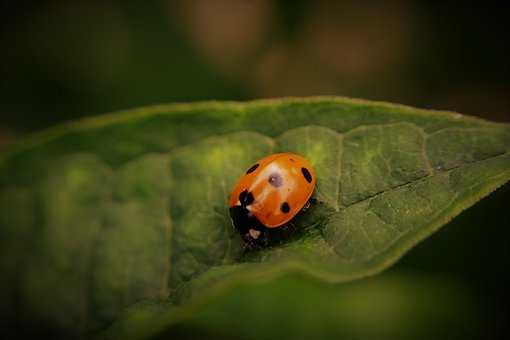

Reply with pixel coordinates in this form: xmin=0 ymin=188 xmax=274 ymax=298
xmin=1 ymin=97 xmax=509 ymax=335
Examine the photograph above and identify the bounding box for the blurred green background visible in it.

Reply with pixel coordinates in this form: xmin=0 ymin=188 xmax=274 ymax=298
xmin=1 ymin=1 xmax=509 ymax=144
xmin=1 ymin=1 xmax=509 ymax=339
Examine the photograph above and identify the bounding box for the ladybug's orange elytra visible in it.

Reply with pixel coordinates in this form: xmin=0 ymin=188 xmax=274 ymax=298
xmin=229 ymin=153 xmax=316 ymax=247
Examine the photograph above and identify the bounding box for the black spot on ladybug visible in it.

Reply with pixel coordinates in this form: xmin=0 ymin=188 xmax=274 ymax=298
xmin=301 ymin=167 xmax=312 ymax=183
xmin=245 ymin=192 xmax=254 ymax=205
xmin=239 ymin=190 xmax=254 ymax=206
xmin=268 ymin=172 xmax=283 ymax=187
xmin=246 ymin=163 xmax=259 ymax=174
xmin=280 ymin=202 xmax=290 ymax=213
xmin=239 ymin=190 xmax=247 ymax=203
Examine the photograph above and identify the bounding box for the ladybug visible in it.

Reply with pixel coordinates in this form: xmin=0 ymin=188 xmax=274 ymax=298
xmin=229 ymin=152 xmax=316 ymax=248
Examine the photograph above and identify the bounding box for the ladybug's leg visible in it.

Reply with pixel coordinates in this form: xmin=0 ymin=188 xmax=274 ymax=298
xmin=241 ymin=237 xmax=259 ymax=255
xmin=301 ymin=197 xmax=317 ymax=212
xmin=241 ymin=241 xmax=251 ymax=254
xmin=280 ymin=222 xmax=297 ymax=240
xmin=286 ymin=222 xmax=297 ymax=233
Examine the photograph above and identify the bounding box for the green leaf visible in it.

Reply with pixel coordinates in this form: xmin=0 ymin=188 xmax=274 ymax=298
xmin=1 ymin=97 xmax=509 ymax=336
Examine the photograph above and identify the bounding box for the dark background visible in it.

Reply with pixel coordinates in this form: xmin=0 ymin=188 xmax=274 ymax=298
xmin=1 ymin=1 xmax=509 ymax=145
xmin=1 ymin=1 xmax=509 ymax=338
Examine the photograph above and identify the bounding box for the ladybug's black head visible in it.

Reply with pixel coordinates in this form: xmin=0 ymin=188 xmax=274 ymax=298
xmin=229 ymin=205 xmax=268 ymax=248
